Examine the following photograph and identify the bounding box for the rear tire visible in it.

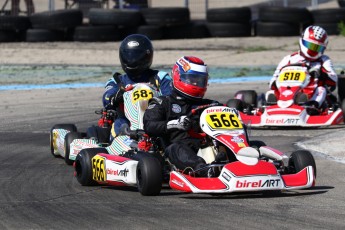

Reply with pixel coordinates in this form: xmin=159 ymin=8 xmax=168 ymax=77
xmin=289 ymin=150 xmax=316 ymax=177
xmin=50 ymin=124 xmax=77 ymax=158
xmin=341 ymin=99 xmax=345 ymax=123
xmin=75 ymin=148 xmax=108 ymax=186
xmin=64 ymin=132 xmax=83 ymax=165
xmin=226 ymin=98 xmax=244 ymax=111
xmin=234 ymin=90 xmax=257 ymax=107
xmin=249 ymin=140 xmax=266 ymax=150
xmin=137 ymin=157 xmax=162 ymax=196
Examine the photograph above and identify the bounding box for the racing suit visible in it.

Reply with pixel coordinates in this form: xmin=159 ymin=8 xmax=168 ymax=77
xmin=103 ymin=69 xmax=172 ymax=139
xmin=143 ymin=91 xmax=218 ymax=174
xmin=268 ymin=51 xmax=338 ymax=108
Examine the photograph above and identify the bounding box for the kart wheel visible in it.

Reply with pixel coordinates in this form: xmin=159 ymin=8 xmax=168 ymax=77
xmin=234 ymin=90 xmax=257 ymax=107
xmin=136 ymin=157 xmax=162 ymax=196
xmin=64 ymin=132 xmax=83 ymax=165
xmin=249 ymin=140 xmax=266 ymax=150
xmin=289 ymin=150 xmax=317 ymax=177
xmin=226 ymin=99 xmax=244 ymax=111
xmin=341 ymin=99 xmax=345 ymax=123
xmin=50 ymin=124 xmax=77 ymax=158
xmin=75 ymin=148 xmax=108 ymax=186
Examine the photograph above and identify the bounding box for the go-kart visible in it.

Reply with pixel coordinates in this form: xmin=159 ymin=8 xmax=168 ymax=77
xmin=226 ymin=64 xmax=344 ymax=127
xmin=50 ymin=83 xmax=160 ymax=165
xmin=73 ymin=103 xmax=316 ymax=195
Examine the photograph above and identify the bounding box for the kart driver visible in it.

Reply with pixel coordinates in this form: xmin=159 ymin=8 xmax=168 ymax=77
xmin=103 ymin=34 xmax=172 ymax=140
xmin=143 ymin=56 xmax=221 ymax=177
xmin=267 ymin=25 xmax=338 ymax=114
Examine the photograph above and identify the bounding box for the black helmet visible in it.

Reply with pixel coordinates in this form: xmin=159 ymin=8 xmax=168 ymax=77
xmin=119 ymin=34 xmax=153 ymax=78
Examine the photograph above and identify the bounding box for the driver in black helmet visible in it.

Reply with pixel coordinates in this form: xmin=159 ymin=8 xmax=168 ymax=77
xmin=102 ymin=34 xmax=172 ymax=140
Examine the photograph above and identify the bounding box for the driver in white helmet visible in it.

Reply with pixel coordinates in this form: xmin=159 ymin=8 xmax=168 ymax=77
xmin=267 ymin=25 xmax=338 ymax=114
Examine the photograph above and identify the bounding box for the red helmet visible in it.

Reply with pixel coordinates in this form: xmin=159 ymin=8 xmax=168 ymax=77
xmin=299 ymin=25 xmax=328 ymax=61
xmin=172 ymin=56 xmax=209 ymax=100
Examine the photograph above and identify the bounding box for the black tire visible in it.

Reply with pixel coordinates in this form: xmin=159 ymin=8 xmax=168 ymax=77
xmin=136 ymin=157 xmax=162 ymax=196
xmin=0 ymin=30 xmax=18 ymax=42
xmin=289 ymin=150 xmax=316 ymax=177
xmin=313 ymin=23 xmax=340 ymax=35
xmin=339 ymin=0 xmax=345 ymax=7
xmin=207 ymin=22 xmax=251 ymax=37
xmin=0 ymin=16 xmax=31 ymax=30
xmin=162 ymin=21 xmax=210 ymax=39
xmin=249 ymin=140 xmax=266 ymax=150
xmin=86 ymin=126 xmax=111 ymax=144
xmin=88 ymin=8 xmax=144 ymax=27
xmin=30 ymin=9 xmax=83 ymax=29
xmin=75 ymin=148 xmax=108 ymax=186
xmin=255 ymin=21 xmax=300 ymax=36
xmin=50 ymin=124 xmax=77 ymax=158
xmin=206 ymin=7 xmax=251 ymax=23
xmin=341 ymin=99 xmax=345 ymax=123
xmin=226 ymin=98 xmax=244 ymax=112
xmin=137 ymin=25 xmax=163 ymax=40
xmin=26 ymin=29 xmax=65 ymax=42
xmin=294 ymin=92 xmax=308 ymax=105
xmin=311 ymin=9 xmax=345 ymax=23
xmin=258 ymin=7 xmax=312 ymax=24
xmin=64 ymin=132 xmax=83 ymax=165
xmin=140 ymin=7 xmax=190 ymax=26
xmin=73 ymin=25 xmax=121 ymax=42
xmin=338 ymin=73 xmax=345 ymax=102
xmin=234 ymin=90 xmax=257 ymax=107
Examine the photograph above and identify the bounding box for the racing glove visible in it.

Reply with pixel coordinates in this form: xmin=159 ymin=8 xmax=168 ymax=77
xmin=167 ymin=116 xmax=191 ymax=131
xmin=110 ymin=88 xmax=124 ymax=106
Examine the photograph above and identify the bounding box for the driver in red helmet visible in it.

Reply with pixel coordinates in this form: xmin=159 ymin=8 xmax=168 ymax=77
xmin=267 ymin=25 xmax=338 ymax=114
xmin=143 ymin=56 xmax=220 ymax=177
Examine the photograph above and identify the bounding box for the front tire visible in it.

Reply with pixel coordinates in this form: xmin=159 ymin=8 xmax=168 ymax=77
xmin=341 ymin=99 xmax=345 ymax=123
xmin=234 ymin=90 xmax=257 ymax=107
xmin=74 ymin=148 xmax=108 ymax=186
xmin=137 ymin=157 xmax=162 ymax=196
xmin=288 ymin=150 xmax=317 ymax=177
xmin=50 ymin=124 xmax=77 ymax=158
xmin=249 ymin=140 xmax=266 ymax=150
xmin=64 ymin=132 xmax=82 ymax=165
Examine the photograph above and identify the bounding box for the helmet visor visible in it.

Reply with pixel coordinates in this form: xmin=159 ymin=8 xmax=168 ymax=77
xmin=121 ymin=48 xmax=152 ymax=68
xmin=302 ymin=39 xmax=326 ymax=53
xmin=180 ymin=73 xmax=208 ymax=87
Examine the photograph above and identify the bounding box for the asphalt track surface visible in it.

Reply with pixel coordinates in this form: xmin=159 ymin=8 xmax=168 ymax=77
xmin=1 ymin=85 xmax=345 ymax=230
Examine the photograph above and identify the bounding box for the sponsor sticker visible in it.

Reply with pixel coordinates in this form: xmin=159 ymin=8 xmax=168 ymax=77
xmin=128 ymin=41 xmax=139 ymax=47
xmin=171 ymin=104 xmax=182 ymax=113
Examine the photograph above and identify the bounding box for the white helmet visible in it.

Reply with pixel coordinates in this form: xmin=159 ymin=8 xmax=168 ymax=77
xmin=299 ymin=25 xmax=328 ymax=61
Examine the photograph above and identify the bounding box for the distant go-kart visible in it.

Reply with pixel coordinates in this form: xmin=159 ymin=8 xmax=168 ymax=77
xmin=226 ymin=64 xmax=344 ymax=127
xmin=73 ymin=103 xmax=317 ymax=195
xmin=49 ymin=83 xmax=160 ymax=165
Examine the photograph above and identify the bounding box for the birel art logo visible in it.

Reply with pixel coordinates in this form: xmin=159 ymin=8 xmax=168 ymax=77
xmin=266 ymin=118 xmax=299 ymax=125
xmin=236 ymin=179 xmax=280 ymax=188
xmin=171 ymin=179 xmax=184 ymax=187
xmin=107 ymin=168 xmax=129 ymax=177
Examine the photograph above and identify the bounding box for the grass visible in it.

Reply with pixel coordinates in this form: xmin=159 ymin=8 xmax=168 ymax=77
xmin=338 ymin=21 xmax=345 ymax=36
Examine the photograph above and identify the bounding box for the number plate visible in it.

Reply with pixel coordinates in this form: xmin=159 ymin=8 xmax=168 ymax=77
xmin=92 ymin=155 xmax=106 ymax=182
xmin=278 ymin=69 xmax=306 ymax=83
xmin=131 ymin=89 xmax=154 ymax=104
xmin=205 ymin=111 xmax=243 ymax=130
